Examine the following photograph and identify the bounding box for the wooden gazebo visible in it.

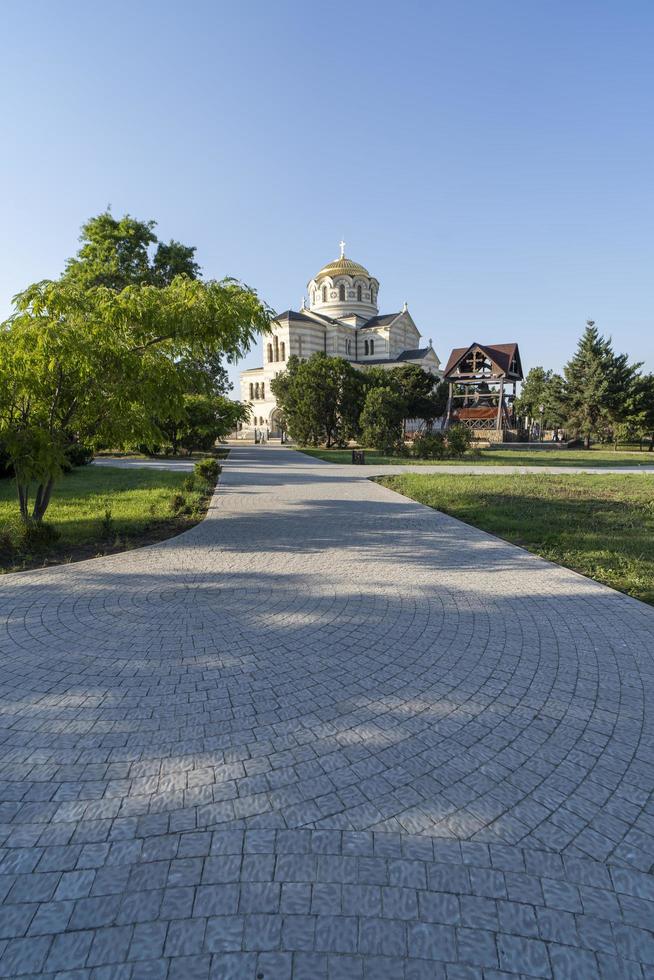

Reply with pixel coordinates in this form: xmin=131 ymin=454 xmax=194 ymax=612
xmin=443 ymin=343 xmax=523 ymax=437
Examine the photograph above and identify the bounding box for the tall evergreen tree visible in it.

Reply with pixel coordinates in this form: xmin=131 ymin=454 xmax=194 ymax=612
xmin=561 ymin=321 xmax=640 ymax=447
xmin=628 ymin=373 xmax=654 ymax=450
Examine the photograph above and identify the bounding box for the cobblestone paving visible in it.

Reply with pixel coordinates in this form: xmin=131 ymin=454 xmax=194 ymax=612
xmin=0 ymin=445 xmax=652 ymax=978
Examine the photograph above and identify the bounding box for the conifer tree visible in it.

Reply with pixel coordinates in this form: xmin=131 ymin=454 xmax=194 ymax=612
xmin=561 ymin=321 xmax=640 ymax=447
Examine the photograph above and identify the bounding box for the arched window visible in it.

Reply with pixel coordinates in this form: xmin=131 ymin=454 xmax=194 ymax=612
xmin=322 ymin=285 xmax=327 ymax=302
xmin=267 ymin=343 xmax=273 ymax=362
xmin=357 ymin=285 xmax=362 ymax=301
xmin=364 ymin=340 xmax=369 ymax=355
xmin=339 ymin=284 xmax=345 ymax=301
xmin=249 ymin=383 xmax=254 ymax=399
xmin=370 ymin=340 xmax=375 ymax=355
xmin=261 ymin=382 xmax=265 ymax=399
xmin=280 ymin=341 xmax=286 ymax=360
xmin=274 ymin=336 xmax=279 ymax=361
xmin=370 ymin=288 xmax=375 ymax=303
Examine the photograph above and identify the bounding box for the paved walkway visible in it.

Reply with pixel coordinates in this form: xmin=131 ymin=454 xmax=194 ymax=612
xmin=94 ymin=450 xmax=654 ymax=476
xmin=1 ymin=445 xmax=653 ymax=978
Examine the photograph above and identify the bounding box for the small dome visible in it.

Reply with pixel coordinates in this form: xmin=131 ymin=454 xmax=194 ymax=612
xmin=314 ymin=255 xmax=371 ymax=280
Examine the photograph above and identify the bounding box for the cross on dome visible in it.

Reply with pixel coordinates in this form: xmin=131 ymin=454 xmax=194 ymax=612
xmin=339 ymin=240 xmax=346 ymax=258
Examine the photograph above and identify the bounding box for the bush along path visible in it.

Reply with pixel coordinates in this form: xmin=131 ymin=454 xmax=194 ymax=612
xmin=0 ymin=456 xmax=224 ymax=574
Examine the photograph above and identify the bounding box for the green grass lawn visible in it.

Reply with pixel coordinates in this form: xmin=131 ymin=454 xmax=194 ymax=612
xmin=298 ymin=447 xmax=654 ymax=468
xmin=377 ymin=472 xmax=654 ymax=604
xmin=0 ymin=464 xmax=212 ymax=574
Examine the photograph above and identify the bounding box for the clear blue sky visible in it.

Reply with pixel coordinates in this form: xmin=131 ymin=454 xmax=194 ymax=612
xmin=2 ymin=0 xmax=652 ymax=390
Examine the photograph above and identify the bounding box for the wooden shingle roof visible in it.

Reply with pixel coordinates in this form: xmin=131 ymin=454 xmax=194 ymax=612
xmin=443 ymin=343 xmax=523 ymax=379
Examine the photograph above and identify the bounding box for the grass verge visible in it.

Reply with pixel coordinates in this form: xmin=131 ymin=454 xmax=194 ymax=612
xmin=377 ymin=472 xmax=654 ymax=605
xmin=299 ymin=448 xmax=654 ymax=468
xmin=0 ymin=463 xmax=220 ymax=574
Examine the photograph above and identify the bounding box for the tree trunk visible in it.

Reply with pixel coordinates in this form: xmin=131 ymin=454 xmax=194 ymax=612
xmin=16 ymin=482 xmax=29 ymax=522
xmin=584 ymin=433 xmax=591 ymax=449
xmin=32 ymin=478 xmax=54 ymax=522
xmin=649 ymin=433 xmax=654 ymax=452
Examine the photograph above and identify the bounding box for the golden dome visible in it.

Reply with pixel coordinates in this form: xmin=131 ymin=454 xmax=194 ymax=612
xmin=314 ymin=255 xmax=371 ymax=280
xmin=312 ymin=243 xmax=372 ymax=281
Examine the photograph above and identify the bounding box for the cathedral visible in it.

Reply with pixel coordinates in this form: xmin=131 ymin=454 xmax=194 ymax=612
xmin=239 ymin=244 xmax=442 ymax=436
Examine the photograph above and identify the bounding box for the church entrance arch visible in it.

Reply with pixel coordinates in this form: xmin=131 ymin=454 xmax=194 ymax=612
xmin=269 ymin=409 xmax=284 ymax=438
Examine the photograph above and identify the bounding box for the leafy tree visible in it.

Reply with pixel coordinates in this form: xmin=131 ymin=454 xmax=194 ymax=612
xmin=391 ymin=365 xmax=435 ymax=413
xmin=360 ymin=386 xmax=406 ymax=454
xmin=560 ymin=322 xmax=641 ymax=448
xmin=515 ymin=367 xmax=566 ymax=432
xmin=270 ymin=353 xmax=364 ymax=447
xmin=63 ymin=211 xmax=200 ymax=290
xmin=0 ymin=276 xmax=271 ymax=522
xmin=364 ymin=364 xmax=447 ymax=430
xmin=151 ymin=240 xmax=201 ymax=287
xmin=158 ymin=394 xmax=249 ymax=455
xmin=417 ymin=380 xmax=449 ymax=430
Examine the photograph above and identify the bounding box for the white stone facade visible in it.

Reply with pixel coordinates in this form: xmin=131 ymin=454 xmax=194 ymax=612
xmin=237 ymin=247 xmax=442 ymax=437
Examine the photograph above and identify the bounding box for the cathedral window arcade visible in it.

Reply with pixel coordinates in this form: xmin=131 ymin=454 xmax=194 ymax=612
xmin=357 ymin=285 xmax=362 ymax=301
xmin=339 ymin=284 xmax=345 ymax=301
xmin=322 ymin=285 xmax=327 ymax=302
xmin=266 ymin=337 xmax=286 ymax=363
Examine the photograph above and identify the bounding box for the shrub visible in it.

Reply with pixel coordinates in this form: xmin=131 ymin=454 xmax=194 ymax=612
xmin=412 ymin=431 xmax=447 ymax=460
xmin=182 ymin=475 xmax=197 ymax=493
xmin=194 ymin=458 xmax=221 ymax=487
xmin=7 ymin=519 xmax=61 ymax=553
xmin=170 ymin=492 xmax=189 ymax=515
xmin=65 ymin=443 xmax=94 ymax=468
xmin=100 ymin=509 xmax=115 ymax=541
xmin=447 ymin=426 xmax=473 ymax=457
xmin=360 ymin=386 xmax=406 ymax=455
xmin=0 ymin=528 xmax=16 ymax=561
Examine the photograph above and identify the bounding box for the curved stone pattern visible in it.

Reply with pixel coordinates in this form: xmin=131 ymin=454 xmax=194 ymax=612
xmin=0 ymin=446 xmax=652 ymax=978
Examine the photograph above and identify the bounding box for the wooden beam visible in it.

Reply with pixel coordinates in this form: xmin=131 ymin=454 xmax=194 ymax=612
xmin=444 ymin=383 xmax=453 ymax=430
xmin=496 ymin=381 xmax=504 ymax=430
